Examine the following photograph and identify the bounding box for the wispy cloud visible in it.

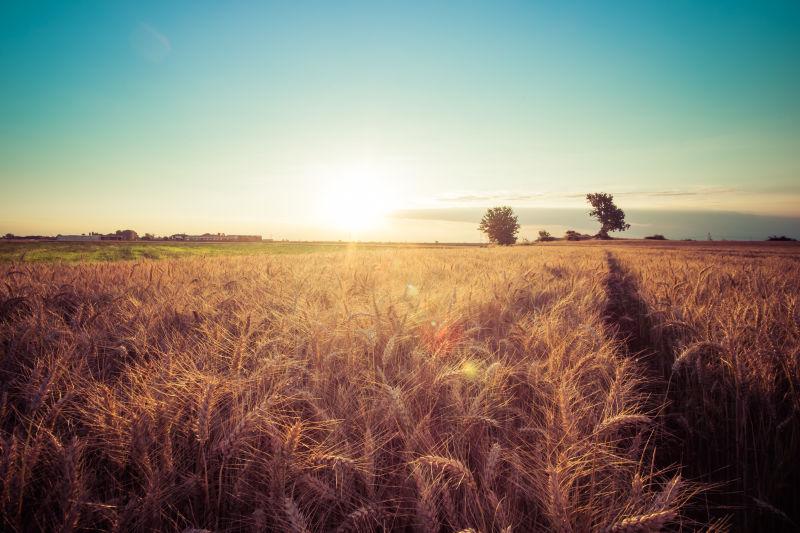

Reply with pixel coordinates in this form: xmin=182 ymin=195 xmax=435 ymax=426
xmin=131 ymin=22 xmax=171 ymax=62
xmin=435 ymin=190 xmax=544 ymax=203
xmin=432 ymin=186 xmax=743 ymax=206
xmin=617 ymin=187 xmax=739 ymax=198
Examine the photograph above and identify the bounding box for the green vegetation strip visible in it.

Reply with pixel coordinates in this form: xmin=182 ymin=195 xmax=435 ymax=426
xmin=0 ymin=242 xmax=348 ymax=262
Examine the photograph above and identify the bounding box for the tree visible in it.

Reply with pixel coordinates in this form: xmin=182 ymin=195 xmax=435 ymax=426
xmin=116 ymin=229 xmax=139 ymax=240
xmin=537 ymin=230 xmax=555 ymax=242
xmin=586 ymin=193 xmax=630 ymax=238
xmin=565 ymin=230 xmax=590 ymax=241
xmin=478 ymin=206 xmax=520 ymax=245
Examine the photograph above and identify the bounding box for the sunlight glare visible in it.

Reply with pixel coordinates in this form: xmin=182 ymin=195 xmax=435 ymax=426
xmin=461 ymin=360 xmax=480 ymax=381
xmin=315 ymin=164 xmax=397 ymax=234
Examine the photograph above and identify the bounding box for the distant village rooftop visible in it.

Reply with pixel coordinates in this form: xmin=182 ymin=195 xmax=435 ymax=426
xmin=30 ymin=232 xmax=264 ymax=242
xmin=170 ymin=233 xmax=262 ymax=242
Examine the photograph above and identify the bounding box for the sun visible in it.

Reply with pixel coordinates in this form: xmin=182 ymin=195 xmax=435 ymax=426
xmin=315 ymin=165 xmax=397 ymax=234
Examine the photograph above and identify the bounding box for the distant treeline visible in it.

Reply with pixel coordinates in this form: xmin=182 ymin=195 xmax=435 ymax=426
xmin=3 ymin=231 xmax=265 ymax=242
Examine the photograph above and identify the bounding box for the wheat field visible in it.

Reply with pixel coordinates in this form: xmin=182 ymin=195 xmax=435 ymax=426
xmin=0 ymin=244 xmax=797 ymax=531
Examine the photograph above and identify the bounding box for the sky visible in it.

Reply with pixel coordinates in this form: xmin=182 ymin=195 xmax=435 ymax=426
xmin=1 ymin=1 xmax=799 ymax=241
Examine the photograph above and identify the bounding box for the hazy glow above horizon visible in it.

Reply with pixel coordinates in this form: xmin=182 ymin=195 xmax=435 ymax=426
xmin=311 ymin=161 xmax=400 ymax=234
xmin=1 ymin=1 xmax=799 ymax=240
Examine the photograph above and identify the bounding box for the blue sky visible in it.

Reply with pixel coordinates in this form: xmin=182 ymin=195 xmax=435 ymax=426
xmin=1 ymin=1 xmax=799 ymax=240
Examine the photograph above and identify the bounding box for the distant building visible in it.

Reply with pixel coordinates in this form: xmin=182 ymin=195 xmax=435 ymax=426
xmin=56 ymin=234 xmax=101 ymax=241
xmin=229 ymin=234 xmax=261 ymax=242
xmin=185 ymin=233 xmax=261 ymax=242
xmin=186 ymin=233 xmax=220 ymax=242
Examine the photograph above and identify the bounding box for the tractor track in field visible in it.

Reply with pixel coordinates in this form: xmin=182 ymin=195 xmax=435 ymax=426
xmin=602 ymin=251 xmax=800 ymax=531
xmin=601 ymin=251 xmax=717 ymax=525
xmin=601 ymin=252 xmax=667 ymax=379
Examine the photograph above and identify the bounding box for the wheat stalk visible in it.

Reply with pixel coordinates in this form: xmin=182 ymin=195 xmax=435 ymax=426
xmin=335 ymin=504 xmax=381 ymax=532
xmin=482 ymin=442 xmax=501 ymax=487
xmin=595 ymin=414 xmax=651 ymax=437
xmin=284 ymin=497 xmax=311 ymax=533
xmin=195 ymin=383 xmax=216 ymax=445
xmin=413 ymin=455 xmax=477 ymax=491
xmin=606 ymin=510 xmax=676 ymax=532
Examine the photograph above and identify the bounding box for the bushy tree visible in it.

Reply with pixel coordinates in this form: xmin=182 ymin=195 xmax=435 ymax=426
xmin=537 ymin=230 xmax=555 ymax=242
xmin=115 ymin=229 xmax=139 ymax=240
xmin=478 ymin=206 xmax=520 ymax=245
xmin=565 ymin=230 xmax=590 ymax=241
xmin=586 ymin=193 xmax=630 ymax=238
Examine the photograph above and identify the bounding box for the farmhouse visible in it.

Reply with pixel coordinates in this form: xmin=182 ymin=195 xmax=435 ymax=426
xmin=185 ymin=233 xmax=262 ymax=242
xmin=56 ymin=234 xmax=101 ymax=241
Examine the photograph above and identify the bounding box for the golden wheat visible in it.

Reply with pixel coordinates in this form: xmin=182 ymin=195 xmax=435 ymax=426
xmin=1 ymin=243 xmax=794 ymax=530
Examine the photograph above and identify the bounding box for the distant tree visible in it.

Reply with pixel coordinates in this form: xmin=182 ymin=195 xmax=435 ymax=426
xmin=537 ymin=230 xmax=556 ymax=242
xmin=767 ymin=235 xmax=797 ymax=241
xmin=3 ymin=233 xmax=14 ymax=240
xmin=565 ymin=230 xmax=590 ymax=241
xmin=478 ymin=206 xmax=520 ymax=245
xmin=117 ymin=229 xmax=139 ymax=240
xmin=586 ymin=193 xmax=630 ymax=239
xmin=644 ymin=234 xmax=667 ymax=240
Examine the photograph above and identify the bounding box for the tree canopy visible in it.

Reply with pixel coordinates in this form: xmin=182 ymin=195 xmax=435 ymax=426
xmin=478 ymin=206 xmax=520 ymax=245
xmin=586 ymin=193 xmax=630 ymax=238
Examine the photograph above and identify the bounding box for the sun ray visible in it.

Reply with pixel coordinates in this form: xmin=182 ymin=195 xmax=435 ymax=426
xmin=313 ymin=164 xmax=398 ymax=235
